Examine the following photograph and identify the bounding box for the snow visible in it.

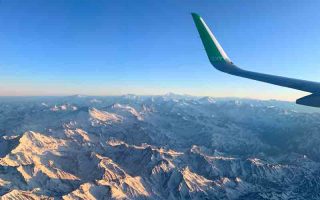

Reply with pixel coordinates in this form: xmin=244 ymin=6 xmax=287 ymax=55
xmin=89 ymin=108 xmax=123 ymax=124
xmin=0 ymin=95 xmax=319 ymax=199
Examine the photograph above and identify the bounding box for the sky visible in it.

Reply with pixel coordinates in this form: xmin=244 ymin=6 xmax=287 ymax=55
xmin=1 ymin=0 xmax=320 ymax=100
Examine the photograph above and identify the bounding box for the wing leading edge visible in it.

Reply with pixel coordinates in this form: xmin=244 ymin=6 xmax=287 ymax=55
xmin=191 ymin=13 xmax=320 ymax=107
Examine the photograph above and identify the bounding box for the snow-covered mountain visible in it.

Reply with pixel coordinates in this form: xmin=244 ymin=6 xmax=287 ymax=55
xmin=0 ymin=95 xmax=320 ymax=199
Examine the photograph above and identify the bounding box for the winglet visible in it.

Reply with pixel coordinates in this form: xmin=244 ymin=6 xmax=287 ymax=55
xmin=191 ymin=13 xmax=232 ymax=67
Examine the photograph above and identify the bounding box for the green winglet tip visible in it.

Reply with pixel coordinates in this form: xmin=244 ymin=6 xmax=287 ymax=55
xmin=191 ymin=13 xmax=231 ymax=65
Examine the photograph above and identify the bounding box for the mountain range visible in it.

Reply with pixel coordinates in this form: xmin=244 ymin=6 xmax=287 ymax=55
xmin=0 ymin=94 xmax=320 ymax=199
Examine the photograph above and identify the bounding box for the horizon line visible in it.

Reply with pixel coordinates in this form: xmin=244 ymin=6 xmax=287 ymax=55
xmin=0 ymin=93 xmax=296 ymax=102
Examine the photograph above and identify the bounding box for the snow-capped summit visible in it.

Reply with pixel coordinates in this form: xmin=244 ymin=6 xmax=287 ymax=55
xmin=110 ymin=103 xmax=143 ymax=120
xmin=50 ymin=104 xmax=78 ymax=112
xmin=89 ymin=107 xmax=123 ymax=124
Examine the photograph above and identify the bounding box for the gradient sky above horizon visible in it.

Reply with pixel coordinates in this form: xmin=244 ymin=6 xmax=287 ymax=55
xmin=1 ymin=0 xmax=320 ymax=100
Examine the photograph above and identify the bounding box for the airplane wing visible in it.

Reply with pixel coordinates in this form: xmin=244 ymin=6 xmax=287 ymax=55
xmin=191 ymin=13 xmax=320 ymax=107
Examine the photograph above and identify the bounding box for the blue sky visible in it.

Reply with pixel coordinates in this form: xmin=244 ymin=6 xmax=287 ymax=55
xmin=1 ymin=0 xmax=320 ymax=100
